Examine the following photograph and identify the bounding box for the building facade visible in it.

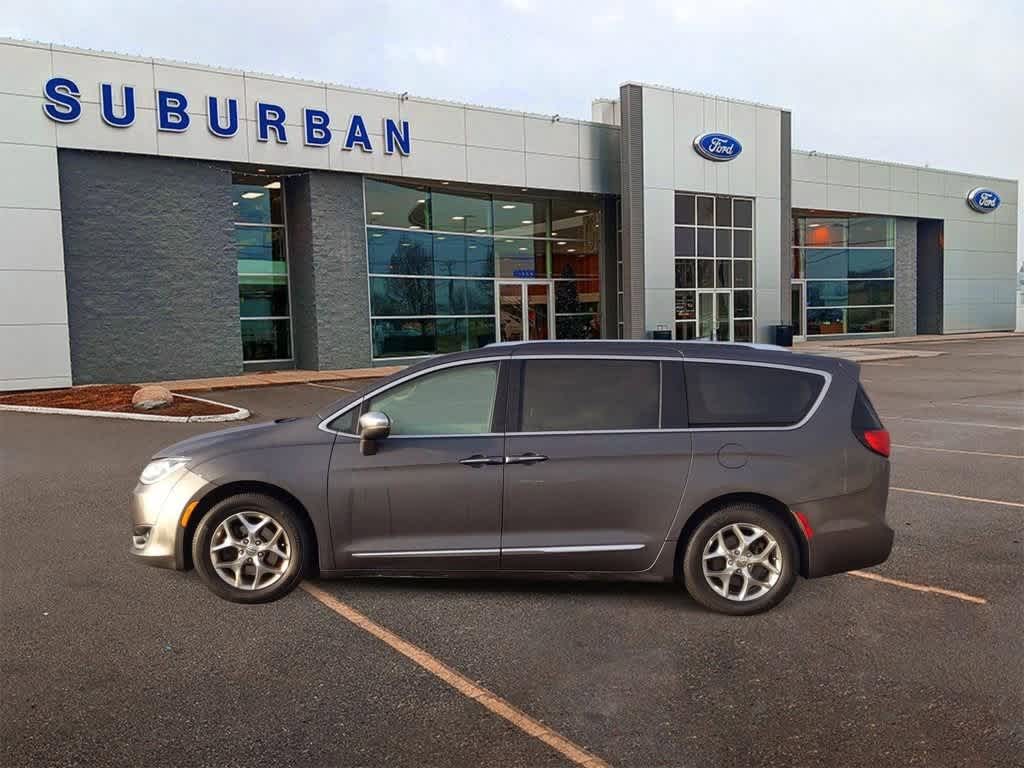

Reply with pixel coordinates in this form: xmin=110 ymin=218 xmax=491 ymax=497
xmin=0 ymin=38 xmax=1018 ymax=391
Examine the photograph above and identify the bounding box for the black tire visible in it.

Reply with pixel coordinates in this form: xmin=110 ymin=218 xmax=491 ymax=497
xmin=192 ymin=493 xmax=309 ymax=604
xmin=681 ymin=503 xmax=798 ymax=615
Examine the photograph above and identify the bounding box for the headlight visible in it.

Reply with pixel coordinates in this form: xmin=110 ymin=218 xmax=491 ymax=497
xmin=139 ymin=457 xmax=190 ymax=485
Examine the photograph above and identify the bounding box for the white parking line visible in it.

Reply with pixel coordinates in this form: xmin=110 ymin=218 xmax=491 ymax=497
xmin=890 ymin=486 xmax=1024 ymax=509
xmin=847 ymin=570 xmax=987 ymax=605
xmin=891 ymin=444 xmax=1023 ymax=460
xmin=883 ymin=416 xmax=1024 ymax=431
xmin=948 ymin=402 xmax=1024 ymax=411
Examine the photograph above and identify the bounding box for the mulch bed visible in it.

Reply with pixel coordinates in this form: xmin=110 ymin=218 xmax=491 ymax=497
xmin=0 ymin=384 xmax=236 ymax=417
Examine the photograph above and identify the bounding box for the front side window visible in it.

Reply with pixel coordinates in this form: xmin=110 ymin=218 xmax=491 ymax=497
xmin=519 ymin=359 xmax=660 ymax=432
xmin=684 ymin=362 xmax=824 ymax=427
xmin=364 ymin=362 xmax=499 ymax=436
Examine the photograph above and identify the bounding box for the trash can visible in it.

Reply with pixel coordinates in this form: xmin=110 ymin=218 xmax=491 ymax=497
xmin=651 ymin=329 xmax=672 ymax=340
xmin=772 ymin=324 xmax=794 ymax=347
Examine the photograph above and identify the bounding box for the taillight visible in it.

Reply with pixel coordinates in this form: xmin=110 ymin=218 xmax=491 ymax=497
xmin=852 ymin=383 xmax=888 ymax=457
xmin=860 ymin=428 xmax=891 ymax=457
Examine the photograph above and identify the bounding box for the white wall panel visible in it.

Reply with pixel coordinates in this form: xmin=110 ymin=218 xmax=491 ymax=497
xmin=242 ymin=75 xmax=326 ymax=127
xmin=916 ymin=169 xmax=946 ymax=196
xmin=579 ymin=123 xmax=617 ymax=160
xmin=792 ymin=179 xmax=827 ymax=208
xmin=334 ymin=143 xmax=404 ymax=175
xmin=244 ymin=116 xmax=330 ymax=170
xmin=0 ymin=93 xmax=56 ymax=146
xmin=0 ymin=208 xmax=64 ymax=270
xmin=826 ymin=157 xmax=858 ymax=187
xmin=401 ymin=138 xmax=467 ymax=182
xmin=525 ymin=153 xmax=579 ymax=192
xmin=326 ymin=88 xmax=403 ymax=140
xmin=56 ymin=103 xmax=159 ymax=155
xmin=398 ymin=99 xmax=466 ymax=145
xmin=0 ymin=144 xmax=60 ymax=209
xmin=0 ymin=41 xmax=52 ymax=97
xmin=51 ymin=49 xmax=157 ymax=109
xmin=671 ymin=91 xmax=706 ymax=192
xmin=826 ymin=184 xmax=859 ymax=211
xmin=791 ymin=152 xmax=827 ymax=183
xmin=153 ymin=63 xmax=246 ymax=117
xmin=466 ymin=146 xmax=525 ymax=187
xmin=641 ymin=87 xmax=674 ymax=191
xmin=465 ymin=109 xmax=524 ymax=152
xmin=753 ymin=107 xmax=779 ymax=198
xmin=0 ymin=324 xmax=72 ymax=387
xmin=891 ymin=166 xmax=918 ymax=193
xmin=859 ymin=187 xmax=891 ymax=215
xmin=0 ymin=270 xmax=68 ymax=324
xmin=579 ymin=158 xmax=617 ymax=194
xmin=642 ymin=188 xmax=674 ymax=293
xmin=524 ymin=117 xmax=578 ymax=156
xmin=158 ymin=119 xmax=249 ymax=162
xmin=859 ymin=162 xmax=891 ymax=190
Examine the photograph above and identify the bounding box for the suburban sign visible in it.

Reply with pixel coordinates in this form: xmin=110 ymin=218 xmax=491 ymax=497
xmin=693 ymin=132 xmax=742 ymax=162
xmin=966 ymin=187 xmax=1001 ymax=213
xmin=41 ymin=76 xmax=412 ymax=155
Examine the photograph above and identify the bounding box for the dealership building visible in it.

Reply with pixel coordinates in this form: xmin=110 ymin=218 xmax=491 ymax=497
xmin=0 ymin=38 xmax=1019 ymax=391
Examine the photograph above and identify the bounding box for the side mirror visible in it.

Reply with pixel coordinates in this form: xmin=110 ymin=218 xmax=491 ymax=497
xmin=358 ymin=411 xmax=391 ymax=455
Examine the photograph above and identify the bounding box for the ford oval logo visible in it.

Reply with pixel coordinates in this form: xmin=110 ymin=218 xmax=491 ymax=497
xmin=966 ymin=187 xmax=1000 ymax=213
xmin=694 ymin=132 xmax=743 ymax=162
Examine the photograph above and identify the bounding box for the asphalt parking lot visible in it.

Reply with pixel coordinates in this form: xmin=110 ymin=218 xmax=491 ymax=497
xmin=1 ymin=338 xmax=1021 ymax=768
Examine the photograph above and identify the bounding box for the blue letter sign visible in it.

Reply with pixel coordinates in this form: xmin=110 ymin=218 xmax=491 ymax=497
xmin=966 ymin=187 xmax=1000 ymax=213
xmin=42 ymin=77 xmax=82 ymax=123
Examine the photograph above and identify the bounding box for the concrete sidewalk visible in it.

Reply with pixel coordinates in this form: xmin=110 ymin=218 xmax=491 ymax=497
xmin=145 ymin=366 xmax=403 ymax=392
xmin=796 ymin=331 xmax=1020 ymax=362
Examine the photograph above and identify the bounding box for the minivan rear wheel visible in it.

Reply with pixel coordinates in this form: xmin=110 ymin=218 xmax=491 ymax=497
xmin=192 ymin=493 xmax=308 ymax=604
xmin=682 ymin=503 xmax=797 ymax=615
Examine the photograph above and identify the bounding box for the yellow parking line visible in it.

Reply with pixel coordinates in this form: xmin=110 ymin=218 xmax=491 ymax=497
xmin=848 ymin=570 xmax=987 ymax=605
xmin=890 ymin=486 xmax=1024 ymax=509
xmin=301 ymin=583 xmax=610 ymax=768
xmin=891 ymin=444 xmax=1023 ymax=460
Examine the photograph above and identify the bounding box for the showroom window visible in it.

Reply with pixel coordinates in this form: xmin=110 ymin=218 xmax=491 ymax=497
xmin=674 ymin=193 xmax=754 ymax=342
xmin=233 ymin=173 xmax=292 ymax=363
xmin=365 ymin=179 xmax=603 ymax=359
xmin=792 ymin=214 xmax=895 ymax=335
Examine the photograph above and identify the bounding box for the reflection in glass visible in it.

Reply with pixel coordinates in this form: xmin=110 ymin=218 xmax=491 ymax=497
xmin=496 ymin=239 xmax=547 ymax=278
xmin=716 ymin=197 xmax=732 ymax=227
xmin=241 ymin=318 xmax=291 ymax=361
xmin=367 ymin=230 xmax=434 ymax=275
xmin=555 ymin=279 xmax=600 ymax=314
xmin=733 ymin=229 xmax=752 ymax=259
xmin=556 ymin=314 xmax=600 ymax=339
xmin=364 ymin=179 xmax=430 ymax=229
xmin=848 ymin=307 xmax=893 ymax=333
xmin=240 ymin=274 xmax=289 ymax=317
xmin=370 ymin=277 xmax=494 ymax=317
xmin=371 ymin=317 xmax=497 ymax=358
xmin=675 ymin=291 xmax=696 ymax=321
xmin=676 ymin=321 xmax=698 ymax=340
xmin=733 ymin=199 xmax=753 ymax=228
xmin=494 ymin=197 xmax=548 ymax=237
xmin=499 ymin=284 xmax=523 ymax=342
xmin=807 ymin=308 xmax=845 ymax=335
xmin=716 ymin=229 xmax=731 ymax=259
xmin=236 ymin=227 xmax=286 ymax=275
xmin=716 ymin=260 xmax=732 ymax=289
xmin=697 ymin=196 xmax=714 ymax=226
xmin=433 ymin=190 xmax=492 ymax=234
xmin=527 ymin=284 xmax=551 ymax=340
xmin=675 ymin=194 xmax=695 ymax=225
xmin=675 ymin=227 xmax=696 ymax=258
xmin=697 ymin=228 xmax=714 ymax=259
xmin=698 ymin=260 xmax=714 ymax=288
xmin=716 ymin=292 xmax=731 ymax=341
xmin=733 ymin=319 xmax=753 ymax=342
xmin=675 ymin=260 xmax=696 ymax=289
xmin=734 ymin=290 xmax=753 ymax=318
xmin=734 ymin=260 xmax=752 ymax=288
xmin=232 ymin=180 xmax=283 ymax=225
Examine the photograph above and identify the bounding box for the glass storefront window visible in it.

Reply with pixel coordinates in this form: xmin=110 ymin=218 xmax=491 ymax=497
xmin=674 ymin=192 xmax=755 ymax=342
xmin=234 ymin=173 xmax=291 ymax=363
xmin=432 ymin=189 xmax=492 ymax=234
xmin=365 ymin=178 xmax=605 ymax=357
xmin=365 ymin=179 xmax=430 ymax=229
xmin=794 ymin=213 xmax=895 ymax=336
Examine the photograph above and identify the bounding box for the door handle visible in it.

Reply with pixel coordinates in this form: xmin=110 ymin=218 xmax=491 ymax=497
xmin=459 ymin=455 xmax=504 ymax=467
xmin=506 ymin=453 xmax=549 ymax=465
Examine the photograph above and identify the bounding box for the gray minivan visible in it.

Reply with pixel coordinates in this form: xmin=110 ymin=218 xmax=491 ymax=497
xmin=129 ymin=341 xmax=893 ymax=615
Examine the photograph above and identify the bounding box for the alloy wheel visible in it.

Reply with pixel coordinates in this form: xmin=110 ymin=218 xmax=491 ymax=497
xmin=209 ymin=511 xmax=292 ymax=591
xmin=701 ymin=523 xmax=783 ymax=602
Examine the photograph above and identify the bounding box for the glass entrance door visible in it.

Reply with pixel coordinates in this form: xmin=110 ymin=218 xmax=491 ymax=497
xmin=697 ymin=289 xmax=732 ymax=341
xmin=498 ymin=282 xmax=553 ymax=342
xmin=791 ymin=281 xmax=806 ymax=341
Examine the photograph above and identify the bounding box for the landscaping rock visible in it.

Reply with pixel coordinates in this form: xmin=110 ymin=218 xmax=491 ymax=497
xmin=132 ymin=385 xmax=173 ymax=410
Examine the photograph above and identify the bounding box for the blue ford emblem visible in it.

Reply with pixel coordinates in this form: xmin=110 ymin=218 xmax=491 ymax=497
xmin=693 ymin=132 xmax=742 ymax=162
xmin=966 ymin=187 xmax=1000 ymax=213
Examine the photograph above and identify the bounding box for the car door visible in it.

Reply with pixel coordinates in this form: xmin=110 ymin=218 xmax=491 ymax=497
xmin=326 ymin=358 xmax=508 ymax=571
xmin=500 ymin=356 xmax=693 ymax=572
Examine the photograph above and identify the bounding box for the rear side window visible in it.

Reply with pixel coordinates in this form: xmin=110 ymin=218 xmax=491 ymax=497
xmin=684 ymin=362 xmax=824 ymax=427
xmin=520 ymin=359 xmax=660 ymax=432
xmin=851 ymin=383 xmax=883 ymax=430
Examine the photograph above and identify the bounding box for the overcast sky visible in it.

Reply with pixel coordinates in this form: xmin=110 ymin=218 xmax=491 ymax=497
xmin=4 ymin=0 xmax=1021 ymax=265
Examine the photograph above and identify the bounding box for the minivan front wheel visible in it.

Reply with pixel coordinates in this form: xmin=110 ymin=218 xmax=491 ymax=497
xmin=192 ymin=493 xmax=308 ymax=604
xmin=682 ymin=504 xmax=797 ymax=615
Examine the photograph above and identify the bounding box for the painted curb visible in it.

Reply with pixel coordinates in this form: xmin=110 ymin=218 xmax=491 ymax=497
xmin=0 ymin=392 xmax=249 ymax=423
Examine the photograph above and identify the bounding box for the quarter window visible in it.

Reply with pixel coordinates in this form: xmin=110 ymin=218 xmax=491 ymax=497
xmin=684 ymin=362 xmax=824 ymax=427
xmin=519 ymin=359 xmax=660 ymax=432
xmin=364 ymin=362 xmax=499 ymax=436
